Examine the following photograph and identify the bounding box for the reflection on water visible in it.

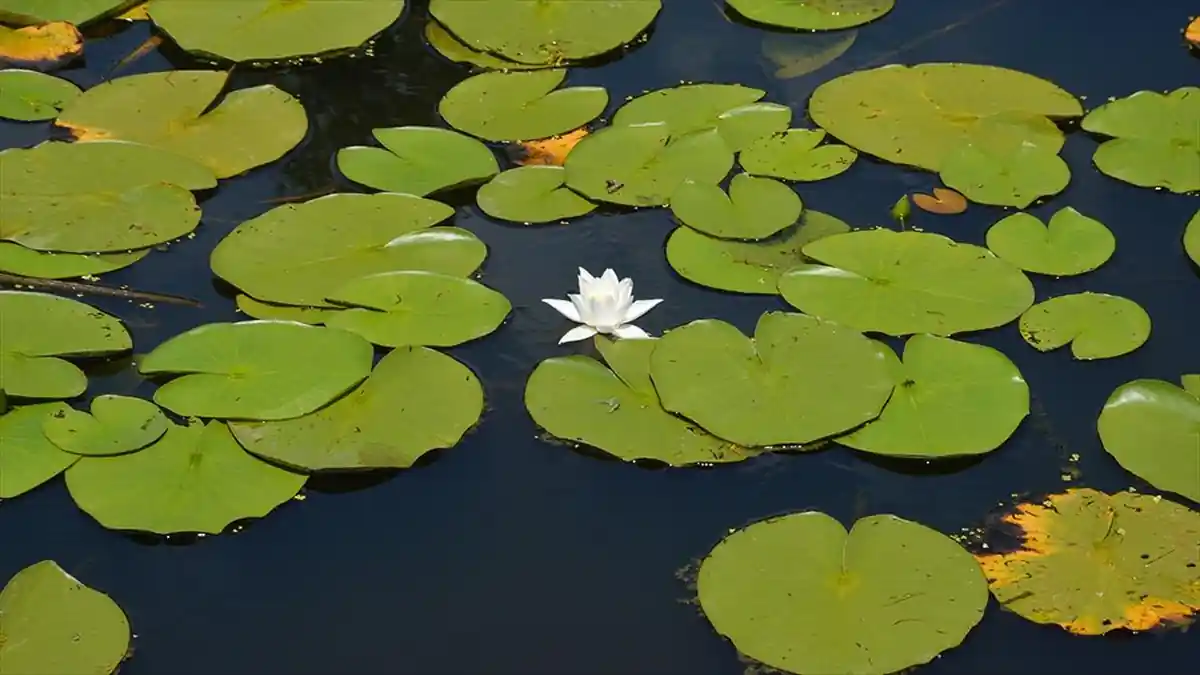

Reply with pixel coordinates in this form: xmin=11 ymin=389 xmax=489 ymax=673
xmin=1 ymin=0 xmax=1198 ymax=673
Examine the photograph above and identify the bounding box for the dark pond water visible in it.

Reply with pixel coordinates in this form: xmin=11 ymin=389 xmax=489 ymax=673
xmin=2 ymin=1 xmax=1198 ymax=673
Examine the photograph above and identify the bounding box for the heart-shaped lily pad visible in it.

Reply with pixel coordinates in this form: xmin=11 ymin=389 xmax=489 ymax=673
xmin=477 ymin=165 xmax=597 ymax=223
xmin=739 ymin=128 xmax=858 ymax=182
xmin=230 ymin=347 xmax=483 ymax=472
xmin=1183 ymin=208 xmax=1200 ymax=268
xmin=986 ymin=207 xmax=1115 ymax=276
xmin=324 ymin=271 xmax=511 ymax=348
xmin=715 ymin=102 xmax=791 ymax=151
xmin=525 ymin=336 xmax=760 ymax=466
xmin=1081 ymin=87 xmax=1200 ymax=193
xmin=670 ymin=173 xmax=801 ymax=240
xmin=698 ymin=511 xmax=987 ymax=675
xmin=666 ymin=209 xmax=851 ymax=293
xmin=1097 ymin=377 xmax=1200 ymax=502
xmin=138 ymin=321 xmax=374 ymax=421
xmin=65 ymin=420 xmax=306 ymax=534
xmin=778 ymin=229 xmax=1035 ymax=336
xmin=0 ymin=402 xmax=75 ymax=498
xmin=337 ymin=126 xmax=500 ymax=196
xmin=612 ymin=83 xmax=765 ymax=139
xmin=650 ymin=312 xmax=893 ymax=447
xmin=840 ymin=335 xmax=1029 ymax=458
xmin=1019 ymin=293 xmax=1150 ymax=360
xmin=42 ymin=395 xmax=168 ymax=457
xmin=439 ymin=69 xmax=607 ymax=142
xmin=940 ymin=141 xmax=1071 ymax=208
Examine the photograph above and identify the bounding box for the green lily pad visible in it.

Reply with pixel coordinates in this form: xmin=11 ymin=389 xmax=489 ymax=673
xmin=439 ymin=69 xmax=607 ymax=142
xmin=840 ymin=335 xmax=1029 ymax=458
xmin=729 ymin=0 xmax=893 ymax=30
xmin=65 ymin=420 xmax=306 ymax=534
xmin=324 ymin=271 xmax=510 ymax=348
xmin=1185 ymin=209 xmax=1200 ymax=268
xmin=210 ymin=193 xmax=483 ymax=307
xmin=429 ymin=0 xmax=662 ymax=65
xmin=612 ymin=83 xmax=765 ymax=139
xmin=666 ymin=209 xmax=851 ymax=293
xmin=0 ymin=560 xmax=130 ymax=675
xmin=1081 ymin=87 xmax=1200 ymax=193
xmin=138 ymin=321 xmax=374 ymax=421
xmin=56 ymin=70 xmax=306 ymax=179
xmin=1020 ymin=293 xmax=1150 ymax=360
xmin=147 ymin=0 xmax=406 ymax=62
xmin=337 ymin=126 xmax=499 ymax=196
xmin=0 ymin=68 xmax=80 ymax=121
xmin=739 ymin=128 xmax=858 ymax=182
xmin=809 ymin=63 xmax=1082 ymax=193
xmin=423 ymin=19 xmax=541 ymax=71
xmin=715 ymin=102 xmax=792 ymax=151
xmin=650 ymin=312 xmax=892 ymax=447
xmin=940 ymin=141 xmax=1070 ymax=207
xmin=476 ymin=165 xmax=597 ymax=223
xmin=0 ymin=403 xmax=75 ymax=498
xmin=565 ymin=122 xmax=734 ymax=206
xmin=760 ymin=29 xmax=857 ymax=79
xmin=985 ymin=207 xmax=1115 ymax=276
xmin=1097 ymin=377 xmax=1200 ymax=502
xmin=0 ymin=0 xmax=133 ymax=26
xmin=698 ymin=511 xmax=987 ymax=675
xmin=778 ymin=229 xmax=1035 ymax=336
xmin=230 ymin=347 xmax=483 ymax=472
xmin=42 ymin=395 xmax=168 ymax=457
xmin=0 ymin=243 xmax=147 ymax=279
xmin=670 ymin=173 xmax=801 ymax=240
xmin=0 ymin=291 xmax=131 ymax=399
xmin=976 ymin=489 xmax=1200 ymax=634
xmin=525 ymin=336 xmax=760 ymax=466
xmin=0 ymin=140 xmax=215 ymax=253
xmin=235 ymin=295 xmax=338 ymax=325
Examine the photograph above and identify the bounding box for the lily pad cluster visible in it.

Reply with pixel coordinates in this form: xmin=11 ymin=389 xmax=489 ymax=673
xmin=0 ymin=69 xmax=308 ymax=279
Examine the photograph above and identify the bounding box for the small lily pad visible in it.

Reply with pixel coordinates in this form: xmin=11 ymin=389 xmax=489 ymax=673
xmin=986 ymin=207 xmax=1115 ymax=275
xmin=1183 ymin=208 xmax=1200 ymax=268
xmin=138 ymin=321 xmax=374 ymax=421
xmin=1097 ymin=377 xmax=1200 ymax=502
xmin=840 ymin=335 xmax=1029 ymax=458
xmin=612 ymin=83 xmax=765 ymax=139
xmin=650 ymin=312 xmax=893 ymax=447
xmin=42 ymin=395 xmax=168 ymax=457
xmin=698 ymin=511 xmax=987 ymax=675
xmin=0 ymin=403 xmax=75 ymax=498
xmin=666 ymin=209 xmax=851 ymax=293
xmin=230 ymin=346 xmax=483 ymax=472
xmin=715 ymin=102 xmax=792 ymax=152
xmin=739 ymin=128 xmax=858 ymax=182
xmin=65 ymin=420 xmax=306 ymax=534
xmin=670 ymin=173 xmax=801 ymax=240
xmin=912 ymin=187 xmax=967 ymax=215
xmin=525 ymin=336 xmax=760 ymax=466
xmin=727 ymin=0 xmax=894 ymax=30
xmin=0 ymin=560 xmax=131 ymax=675
xmin=1019 ymin=293 xmax=1150 ymax=360
xmin=0 ymin=291 xmax=131 ymax=399
xmin=439 ymin=69 xmax=607 ymax=142
xmin=976 ymin=489 xmax=1200 ymax=634
xmin=337 ymin=126 xmax=500 ymax=196
xmin=0 ymin=243 xmax=147 ymax=279
xmin=0 ymin=68 xmax=79 ymax=120
xmin=1081 ymin=87 xmax=1200 ymax=193
xmin=476 ymin=165 xmax=597 ymax=223
xmin=565 ymin=122 xmax=734 ymax=206
xmin=324 ymin=271 xmax=511 ymax=348
xmin=778 ymin=229 xmax=1035 ymax=336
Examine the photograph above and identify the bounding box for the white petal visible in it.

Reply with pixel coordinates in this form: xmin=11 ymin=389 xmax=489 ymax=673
xmin=559 ymin=325 xmax=599 ymax=344
xmin=612 ymin=324 xmax=651 ymax=339
xmin=600 ymin=268 xmax=620 ymax=287
xmin=542 ymin=298 xmax=582 ymax=322
xmin=567 ymin=293 xmax=590 ymax=323
xmin=617 ymin=278 xmax=634 ymax=309
xmin=578 ymin=267 xmax=596 ymax=282
xmin=621 ymin=298 xmax=663 ymax=323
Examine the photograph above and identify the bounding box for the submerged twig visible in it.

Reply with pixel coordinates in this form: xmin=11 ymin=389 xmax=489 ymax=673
xmin=262 ymin=184 xmax=338 ymax=204
xmin=0 ymin=273 xmax=203 ymax=308
xmin=856 ymin=0 xmax=1017 ymax=69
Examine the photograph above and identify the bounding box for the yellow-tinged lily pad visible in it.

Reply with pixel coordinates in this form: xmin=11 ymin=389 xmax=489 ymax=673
xmin=976 ymin=489 xmax=1200 ymax=635
xmin=0 ymin=22 xmax=82 ymax=70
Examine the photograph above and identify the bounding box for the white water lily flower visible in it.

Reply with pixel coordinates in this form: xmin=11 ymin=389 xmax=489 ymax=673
xmin=542 ymin=267 xmax=663 ymax=344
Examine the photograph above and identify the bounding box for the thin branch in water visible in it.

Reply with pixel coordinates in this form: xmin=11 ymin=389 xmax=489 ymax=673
xmin=263 ymin=184 xmax=338 ymax=204
xmin=0 ymin=273 xmax=203 ymax=308
xmin=856 ymin=0 xmax=1018 ymax=69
